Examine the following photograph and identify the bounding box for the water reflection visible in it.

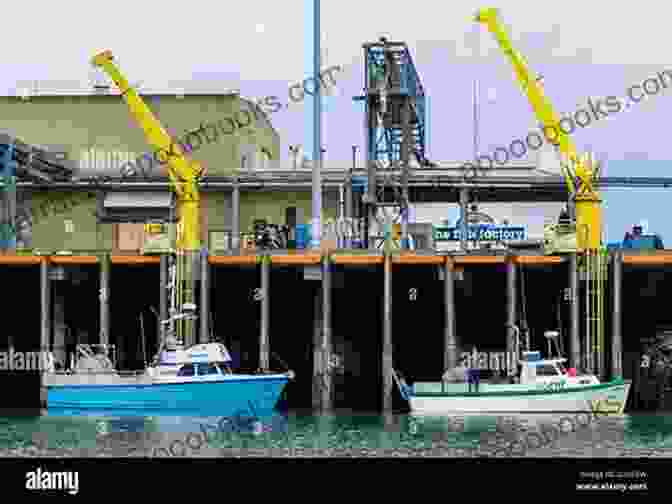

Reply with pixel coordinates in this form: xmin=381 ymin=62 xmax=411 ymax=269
xmin=1 ymin=409 xmax=671 ymax=457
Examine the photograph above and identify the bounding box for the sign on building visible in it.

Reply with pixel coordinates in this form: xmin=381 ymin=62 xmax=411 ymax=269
xmin=433 ymin=225 xmax=527 ymax=242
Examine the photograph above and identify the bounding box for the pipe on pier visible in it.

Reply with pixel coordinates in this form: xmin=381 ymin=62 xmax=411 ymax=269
xmin=569 ymin=254 xmax=581 ymax=370
xmin=443 ymin=259 xmax=458 ymax=371
xmin=400 ymin=101 xmax=410 ymax=249
xmin=200 ymin=250 xmax=210 ymax=343
xmin=40 ymin=258 xmax=51 ymax=354
xmin=382 ymin=253 xmax=393 ymax=411
xmin=312 ymin=286 xmax=323 ymax=410
xmin=259 ymin=256 xmax=270 ymax=370
xmin=506 ymin=258 xmax=517 ymax=374
xmin=611 ymin=251 xmax=623 ymax=378
xmin=459 ymin=188 xmax=469 ymax=252
xmin=159 ymin=254 xmax=168 ymax=342
xmin=232 ymin=179 xmax=240 ymax=251
xmin=321 ymin=254 xmax=333 ymax=410
xmin=39 ymin=258 xmax=50 ymax=406
xmin=99 ymin=253 xmax=110 ymax=346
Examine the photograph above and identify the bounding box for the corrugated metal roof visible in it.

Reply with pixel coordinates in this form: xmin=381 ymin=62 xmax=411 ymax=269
xmin=6 ymin=80 xmax=240 ymax=97
xmin=104 ymin=192 xmax=172 ymax=208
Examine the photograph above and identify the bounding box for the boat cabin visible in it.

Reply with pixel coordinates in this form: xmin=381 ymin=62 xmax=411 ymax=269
xmin=149 ymin=342 xmax=234 ymax=378
xmin=520 ymin=358 xmax=567 ymax=383
xmin=519 ymin=352 xmax=597 ymax=386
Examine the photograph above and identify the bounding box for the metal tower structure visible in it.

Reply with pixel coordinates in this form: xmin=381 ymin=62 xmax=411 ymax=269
xmin=0 ymin=133 xmax=74 ymax=250
xmin=355 ymin=37 xmax=434 ymax=250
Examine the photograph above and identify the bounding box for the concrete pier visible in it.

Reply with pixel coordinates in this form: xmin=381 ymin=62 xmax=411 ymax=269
xmin=611 ymin=251 xmax=623 ymax=379
xmin=40 ymin=259 xmax=51 ymax=353
xmin=53 ymin=290 xmax=66 ymax=367
xmin=99 ymin=254 xmax=110 ymax=346
xmin=259 ymin=256 xmax=270 ymax=370
xmin=443 ymin=259 xmax=458 ymax=371
xmin=5 ymin=249 xmax=666 ymax=413
xmin=569 ymin=254 xmax=581 ymax=370
xmin=312 ymin=287 xmax=322 ymax=409
xmin=159 ymin=254 xmax=168 ymax=341
xmin=506 ymin=258 xmax=517 ymax=371
xmin=321 ymin=255 xmax=333 ymax=410
xmin=200 ymin=250 xmax=210 ymax=343
xmin=40 ymin=257 xmax=50 ymax=406
xmin=382 ymin=253 xmax=393 ymax=411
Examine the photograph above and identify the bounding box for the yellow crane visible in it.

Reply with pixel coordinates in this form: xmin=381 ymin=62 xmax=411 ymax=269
xmin=474 ymin=7 xmax=602 ymax=253
xmin=475 ymin=8 xmax=606 ymax=376
xmin=91 ymin=50 xmax=203 ymax=344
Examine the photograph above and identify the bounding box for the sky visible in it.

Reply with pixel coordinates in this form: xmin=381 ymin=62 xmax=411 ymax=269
xmin=2 ymin=0 xmax=672 ymax=242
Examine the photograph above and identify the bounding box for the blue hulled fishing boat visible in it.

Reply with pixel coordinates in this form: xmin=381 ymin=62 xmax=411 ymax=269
xmin=45 ymin=341 xmax=293 ymax=417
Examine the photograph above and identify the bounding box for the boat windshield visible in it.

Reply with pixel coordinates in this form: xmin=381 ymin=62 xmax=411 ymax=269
xmin=195 ymin=363 xmax=220 ymax=376
xmin=536 ymin=364 xmax=560 ymax=376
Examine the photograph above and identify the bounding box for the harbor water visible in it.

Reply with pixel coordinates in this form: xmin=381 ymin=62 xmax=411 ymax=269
xmin=1 ymin=409 xmax=672 ymax=458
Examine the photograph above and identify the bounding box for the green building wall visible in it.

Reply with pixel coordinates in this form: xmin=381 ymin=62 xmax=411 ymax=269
xmin=22 ymin=188 xmax=339 ymax=252
xmin=26 ymin=190 xmax=109 ymax=252
xmin=0 ymin=92 xmax=290 ymax=252
xmin=0 ymin=93 xmax=279 ymax=176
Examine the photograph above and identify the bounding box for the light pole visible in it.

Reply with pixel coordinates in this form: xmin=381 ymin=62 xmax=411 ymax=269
xmin=309 ymin=0 xmax=322 ymax=250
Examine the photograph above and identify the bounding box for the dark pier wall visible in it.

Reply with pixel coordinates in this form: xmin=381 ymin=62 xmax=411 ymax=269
xmin=7 ymin=253 xmax=672 ymax=413
xmin=392 ymin=265 xmax=443 ymax=410
xmin=519 ymin=264 xmax=569 ymax=354
xmin=455 ymin=265 xmax=508 ymax=354
xmin=622 ymin=266 xmax=672 ymax=410
xmin=210 ymin=266 xmax=260 ymax=373
xmin=109 ymin=265 xmax=159 ymax=370
xmin=331 ymin=265 xmax=383 ymax=412
xmin=53 ymin=265 xmax=100 ymax=366
xmin=268 ymin=266 xmax=318 ymax=411
xmin=0 ymin=265 xmax=41 ymax=409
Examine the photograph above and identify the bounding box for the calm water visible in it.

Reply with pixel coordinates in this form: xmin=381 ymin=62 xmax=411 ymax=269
xmin=1 ymin=408 xmax=672 ymax=457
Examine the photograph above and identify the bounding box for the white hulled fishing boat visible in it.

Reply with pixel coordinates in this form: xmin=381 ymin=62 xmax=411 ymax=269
xmin=394 ymin=329 xmax=630 ymax=416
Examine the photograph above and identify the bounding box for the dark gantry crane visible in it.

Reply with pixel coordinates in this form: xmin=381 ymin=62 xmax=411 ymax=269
xmin=354 ymin=37 xmax=435 ymax=250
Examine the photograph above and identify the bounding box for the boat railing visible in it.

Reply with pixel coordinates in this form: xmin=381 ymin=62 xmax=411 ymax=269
xmin=45 ymin=369 xmax=148 ymax=377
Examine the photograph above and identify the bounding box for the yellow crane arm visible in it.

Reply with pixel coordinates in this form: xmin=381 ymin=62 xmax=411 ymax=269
xmin=91 ymin=50 xmax=201 ymax=250
xmin=475 ymin=8 xmax=603 ymax=251
xmin=475 ymin=8 xmax=593 ymax=195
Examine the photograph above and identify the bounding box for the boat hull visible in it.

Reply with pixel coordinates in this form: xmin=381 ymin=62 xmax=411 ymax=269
xmin=408 ymin=379 xmax=631 ymax=415
xmin=46 ymin=374 xmax=289 ymax=417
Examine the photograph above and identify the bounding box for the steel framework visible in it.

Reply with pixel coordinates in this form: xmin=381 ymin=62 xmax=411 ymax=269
xmin=355 ymin=37 xmax=435 ymax=250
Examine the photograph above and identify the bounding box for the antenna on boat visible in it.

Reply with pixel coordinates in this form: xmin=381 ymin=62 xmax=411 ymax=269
xmin=140 ymin=312 xmax=147 ymax=367
xmin=544 ymin=330 xmax=562 ymax=359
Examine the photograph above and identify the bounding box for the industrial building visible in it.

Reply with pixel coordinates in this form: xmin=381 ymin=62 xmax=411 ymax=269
xmin=2 ymin=32 xmax=672 ymax=415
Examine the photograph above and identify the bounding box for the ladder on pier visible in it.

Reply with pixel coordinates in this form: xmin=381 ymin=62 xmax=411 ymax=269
xmin=583 ymin=248 xmax=608 ymax=377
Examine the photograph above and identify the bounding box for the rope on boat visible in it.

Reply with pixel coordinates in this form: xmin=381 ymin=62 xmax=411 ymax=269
xmin=392 ymin=368 xmax=410 ymax=401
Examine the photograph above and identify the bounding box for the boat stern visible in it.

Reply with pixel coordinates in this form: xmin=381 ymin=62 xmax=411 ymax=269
xmin=586 ymin=378 xmax=631 ymax=416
